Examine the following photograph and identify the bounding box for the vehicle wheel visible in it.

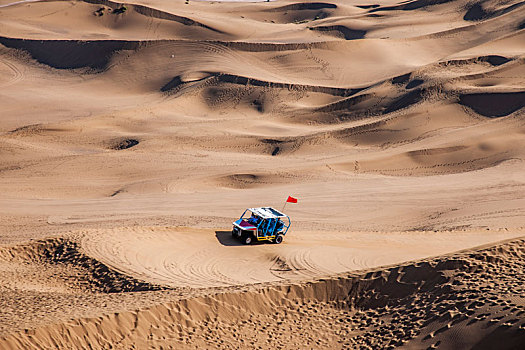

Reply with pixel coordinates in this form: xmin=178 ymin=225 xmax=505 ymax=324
xmin=274 ymin=234 xmax=284 ymax=244
xmin=242 ymin=233 xmax=253 ymax=245
xmin=232 ymin=229 xmax=237 ymax=238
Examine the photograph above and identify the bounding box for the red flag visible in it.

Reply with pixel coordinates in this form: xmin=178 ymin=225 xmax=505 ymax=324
xmin=286 ymin=196 xmax=298 ymax=203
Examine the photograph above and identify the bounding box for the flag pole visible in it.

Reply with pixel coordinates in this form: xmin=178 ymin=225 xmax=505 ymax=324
xmin=282 ymin=195 xmax=297 ymax=212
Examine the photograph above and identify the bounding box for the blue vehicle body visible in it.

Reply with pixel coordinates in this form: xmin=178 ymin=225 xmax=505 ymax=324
xmin=232 ymin=207 xmax=290 ymax=244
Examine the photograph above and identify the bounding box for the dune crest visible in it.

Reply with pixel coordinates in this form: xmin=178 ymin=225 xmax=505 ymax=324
xmin=1 ymin=237 xmax=524 ymax=349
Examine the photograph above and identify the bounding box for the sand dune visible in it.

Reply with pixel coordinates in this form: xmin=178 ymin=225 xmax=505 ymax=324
xmin=1 ymin=0 xmax=525 ymax=348
xmin=1 ymin=236 xmax=524 ymax=349
xmin=78 ymin=227 xmax=524 ymax=288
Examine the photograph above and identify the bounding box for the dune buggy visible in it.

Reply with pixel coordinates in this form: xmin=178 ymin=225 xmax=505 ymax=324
xmin=232 ymin=207 xmax=291 ymax=245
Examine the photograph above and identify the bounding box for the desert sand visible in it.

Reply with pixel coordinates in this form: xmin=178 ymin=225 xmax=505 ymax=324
xmin=0 ymin=0 xmax=524 ymax=348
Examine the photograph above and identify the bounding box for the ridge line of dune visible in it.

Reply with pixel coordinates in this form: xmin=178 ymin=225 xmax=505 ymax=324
xmin=73 ymin=0 xmax=227 ymax=33
xmin=1 ymin=235 xmax=523 ymax=348
xmin=0 ymin=237 xmax=166 ymax=293
xmin=162 ymin=71 xmax=366 ymax=97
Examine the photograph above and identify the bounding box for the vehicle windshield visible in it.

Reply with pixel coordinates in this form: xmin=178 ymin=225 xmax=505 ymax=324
xmin=247 ymin=212 xmax=261 ymax=225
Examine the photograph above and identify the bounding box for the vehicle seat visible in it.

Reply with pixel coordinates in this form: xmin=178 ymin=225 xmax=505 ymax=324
xmin=263 ymin=219 xmax=272 ymax=236
xmin=268 ymin=219 xmax=278 ymax=235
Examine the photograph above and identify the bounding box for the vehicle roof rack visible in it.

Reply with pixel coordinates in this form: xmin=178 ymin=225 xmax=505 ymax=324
xmin=249 ymin=207 xmax=288 ymax=219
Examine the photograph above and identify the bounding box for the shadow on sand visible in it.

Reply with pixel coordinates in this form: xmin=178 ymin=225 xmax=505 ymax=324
xmin=215 ymin=230 xmax=265 ymax=247
xmin=215 ymin=230 xmax=242 ymax=246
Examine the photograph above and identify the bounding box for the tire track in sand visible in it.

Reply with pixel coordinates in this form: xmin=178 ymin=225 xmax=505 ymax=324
xmin=80 ymin=227 xmax=525 ymax=289
xmin=0 ymin=59 xmax=23 ymax=87
xmin=80 ymin=227 xmax=377 ymax=288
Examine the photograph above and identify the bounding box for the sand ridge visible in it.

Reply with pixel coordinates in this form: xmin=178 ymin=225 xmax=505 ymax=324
xmin=78 ymin=226 xmax=525 ymax=288
xmin=0 ymin=235 xmax=524 ymax=349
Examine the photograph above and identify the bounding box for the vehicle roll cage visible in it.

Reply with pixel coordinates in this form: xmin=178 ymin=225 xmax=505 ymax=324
xmin=239 ymin=207 xmax=291 ymax=237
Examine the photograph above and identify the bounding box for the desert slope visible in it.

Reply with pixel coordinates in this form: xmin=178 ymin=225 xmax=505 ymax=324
xmin=0 ymin=0 xmax=525 ymax=348
xmin=1 ymin=236 xmax=524 ymax=349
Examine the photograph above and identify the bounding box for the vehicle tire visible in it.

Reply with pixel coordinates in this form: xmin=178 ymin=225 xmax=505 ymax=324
xmin=242 ymin=233 xmax=253 ymax=245
xmin=232 ymin=229 xmax=237 ymax=238
xmin=274 ymin=234 xmax=284 ymax=244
